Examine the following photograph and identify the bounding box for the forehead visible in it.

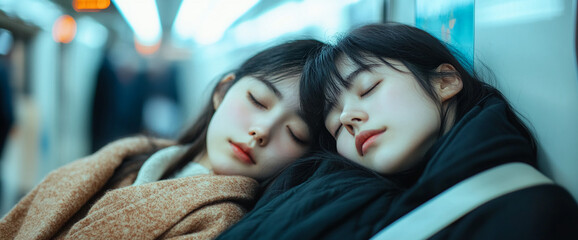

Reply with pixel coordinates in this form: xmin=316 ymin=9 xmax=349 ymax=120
xmin=323 ymin=56 xmax=408 ymax=114
xmin=336 ymin=55 xmax=377 ymax=77
xmin=335 ymin=55 xmax=404 ymax=79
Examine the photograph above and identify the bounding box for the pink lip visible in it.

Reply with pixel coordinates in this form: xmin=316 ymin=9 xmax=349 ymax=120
xmin=229 ymin=141 xmax=255 ymax=165
xmin=355 ymin=129 xmax=386 ymax=156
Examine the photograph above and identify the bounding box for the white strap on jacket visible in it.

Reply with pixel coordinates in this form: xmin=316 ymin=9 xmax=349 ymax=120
xmin=370 ymin=162 xmax=554 ymax=240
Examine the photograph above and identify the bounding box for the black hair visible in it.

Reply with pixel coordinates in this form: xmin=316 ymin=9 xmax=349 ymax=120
xmin=302 ymin=22 xmax=535 ymax=154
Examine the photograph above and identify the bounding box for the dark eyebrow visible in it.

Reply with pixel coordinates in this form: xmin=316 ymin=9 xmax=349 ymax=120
xmin=255 ymin=77 xmax=283 ymax=99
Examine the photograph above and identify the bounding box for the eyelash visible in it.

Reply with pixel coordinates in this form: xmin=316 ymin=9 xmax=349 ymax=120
xmin=287 ymin=126 xmax=308 ymax=145
xmin=248 ymin=92 xmax=267 ymax=109
xmin=334 ymin=125 xmax=342 ymax=138
xmin=361 ymin=80 xmax=381 ymax=97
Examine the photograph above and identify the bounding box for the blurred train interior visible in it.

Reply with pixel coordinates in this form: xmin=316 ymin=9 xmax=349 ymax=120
xmin=1 ymin=0 xmax=577 ymax=215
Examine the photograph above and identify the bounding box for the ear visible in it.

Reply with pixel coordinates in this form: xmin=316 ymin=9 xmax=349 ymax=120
xmin=434 ymin=64 xmax=463 ymax=102
xmin=213 ymin=73 xmax=235 ymax=110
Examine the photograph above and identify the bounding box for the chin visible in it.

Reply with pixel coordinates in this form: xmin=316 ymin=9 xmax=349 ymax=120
xmin=370 ymin=155 xmax=405 ymax=174
xmin=213 ymin=165 xmax=250 ymax=177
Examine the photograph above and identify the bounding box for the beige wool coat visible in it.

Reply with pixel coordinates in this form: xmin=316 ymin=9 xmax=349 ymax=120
xmin=0 ymin=137 xmax=259 ymax=240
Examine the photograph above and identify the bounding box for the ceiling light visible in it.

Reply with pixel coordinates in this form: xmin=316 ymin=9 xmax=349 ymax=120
xmin=112 ymin=0 xmax=162 ymax=46
xmin=172 ymin=0 xmax=260 ymax=45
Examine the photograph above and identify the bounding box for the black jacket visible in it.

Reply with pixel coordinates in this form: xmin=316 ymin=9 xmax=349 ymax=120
xmin=217 ymin=97 xmax=578 ymax=239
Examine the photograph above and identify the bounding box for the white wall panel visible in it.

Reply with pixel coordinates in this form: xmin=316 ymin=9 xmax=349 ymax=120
xmin=475 ymin=0 xmax=578 ymax=201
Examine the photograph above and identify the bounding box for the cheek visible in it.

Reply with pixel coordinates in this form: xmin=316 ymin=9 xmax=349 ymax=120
xmin=207 ymin=96 xmax=255 ymax=148
xmin=262 ymin=139 xmax=306 ymax=170
xmin=218 ymin=97 xmax=254 ymax=128
xmin=270 ymin=135 xmax=306 ymax=159
xmin=374 ymin=86 xmax=404 ymax=110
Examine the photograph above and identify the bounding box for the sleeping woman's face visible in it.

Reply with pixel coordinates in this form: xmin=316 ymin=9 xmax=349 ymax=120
xmin=324 ymin=57 xmax=443 ymax=174
xmin=206 ymin=74 xmax=311 ymax=181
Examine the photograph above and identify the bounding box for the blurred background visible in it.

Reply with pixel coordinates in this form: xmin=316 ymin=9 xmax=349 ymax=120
xmin=1 ymin=0 xmax=577 ymax=216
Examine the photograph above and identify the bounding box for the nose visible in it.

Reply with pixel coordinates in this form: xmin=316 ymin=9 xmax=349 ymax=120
xmin=249 ymin=127 xmax=269 ymax=146
xmin=339 ymin=108 xmax=368 ymax=136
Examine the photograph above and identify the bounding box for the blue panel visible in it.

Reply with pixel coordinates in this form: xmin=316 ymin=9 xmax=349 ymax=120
xmin=416 ymin=0 xmax=474 ymax=66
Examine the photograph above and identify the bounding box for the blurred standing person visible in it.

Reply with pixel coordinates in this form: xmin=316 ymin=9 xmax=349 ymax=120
xmin=0 ymin=56 xmax=13 ymax=161
xmin=90 ymin=52 xmax=147 ymax=152
xmin=142 ymin=59 xmax=183 ymax=139
xmin=0 ymin=54 xmax=14 ymax=211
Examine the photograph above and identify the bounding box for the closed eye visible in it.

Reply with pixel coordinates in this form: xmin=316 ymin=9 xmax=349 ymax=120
xmin=334 ymin=124 xmax=342 ymax=138
xmin=248 ymin=92 xmax=267 ymax=109
xmin=287 ymin=126 xmax=308 ymax=146
xmin=361 ymin=80 xmax=382 ymax=97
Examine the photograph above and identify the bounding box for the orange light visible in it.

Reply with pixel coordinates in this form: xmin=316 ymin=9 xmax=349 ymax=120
xmin=134 ymin=37 xmax=161 ymax=56
xmin=73 ymin=0 xmax=110 ymax=12
xmin=52 ymin=15 xmax=77 ymax=44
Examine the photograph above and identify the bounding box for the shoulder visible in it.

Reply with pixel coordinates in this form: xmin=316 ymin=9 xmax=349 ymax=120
xmin=93 ymin=136 xmax=176 ymax=156
xmin=260 ymin=152 xmax=389 ymax=203
xmin=186 ymin=174 xmax=260 ymax=193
